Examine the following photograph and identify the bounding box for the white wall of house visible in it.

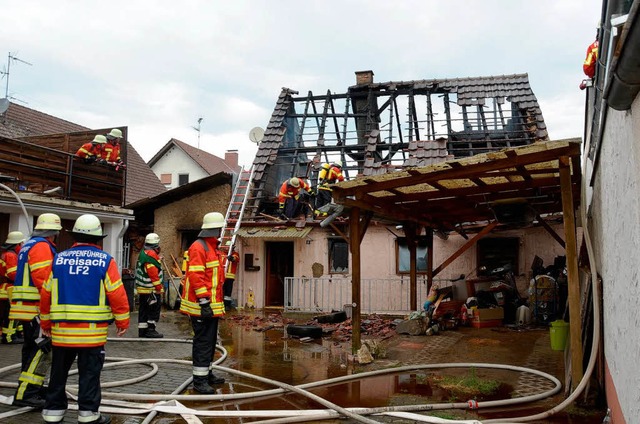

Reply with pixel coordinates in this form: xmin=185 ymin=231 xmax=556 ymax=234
xmin=234 ymin=222 xmax=568 ymax=310
xmin=151 ymin=146 xmax=209 ymax=189
xmin=589 ymin=93 xmax=640 ymax=422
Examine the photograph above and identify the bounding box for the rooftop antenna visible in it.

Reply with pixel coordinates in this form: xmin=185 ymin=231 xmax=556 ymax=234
xmin=192 ymin=117 xmax=203 ymax=149
xmin=1 ymin=52 xmax=33 ymax=100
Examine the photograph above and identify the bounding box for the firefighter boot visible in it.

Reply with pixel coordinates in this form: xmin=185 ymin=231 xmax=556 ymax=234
xmin=144 ymin=323 xmax=164 ymax=339
xmin=208 ymin=371 xmax=225 ymax=385
xmin=193 ymin=376 xmax=215 ymax=394
xmin=138 ymin=327 xmax=148 ymax=338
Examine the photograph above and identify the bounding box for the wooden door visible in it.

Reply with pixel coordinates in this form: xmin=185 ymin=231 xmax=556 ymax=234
xmin=265 ymin=242 xmax=293 ymax=307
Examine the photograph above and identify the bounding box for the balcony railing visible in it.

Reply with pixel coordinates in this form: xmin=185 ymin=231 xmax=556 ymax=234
xmin=284 ymin=276 xmax=458 ymax=314
xmin=0 ymin=134 xmax=125 ymax=206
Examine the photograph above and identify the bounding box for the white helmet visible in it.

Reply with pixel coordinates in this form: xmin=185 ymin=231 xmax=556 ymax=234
xmin=289 ymin=177 xmax=300 ymax=188
xmin=35 ymin=213 xmax=62 ymax=231
xmin=5 ymin=231 xmax=25 ymax=245
xmin=333 ymin=160 xmax=343 ymax=168
xmin=92 ymin=134 xmax=107 ymax=144
xmin=72 ymin=214 xmax=104 ymax=237
xmin=145 ymin=233 xmax=160 ymax=245
xmin=201 ymin=212 xmax=225 ymax=229
xmin=107 ymin=128 xmax=123 ymax=139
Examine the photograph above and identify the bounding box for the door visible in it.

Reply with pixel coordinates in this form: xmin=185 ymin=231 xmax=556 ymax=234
xmin=265 ymin=242 xmax=293 ymax=307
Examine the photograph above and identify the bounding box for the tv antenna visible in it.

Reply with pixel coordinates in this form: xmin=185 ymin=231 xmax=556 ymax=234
xmin=1 ymin=52 xmax=33 ymax=100
xmin=192 ymin=117 xmax=203 ymax=149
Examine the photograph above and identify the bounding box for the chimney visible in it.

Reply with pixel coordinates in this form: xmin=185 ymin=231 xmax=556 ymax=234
xmin=355 ymin=70 xmax=374 ymax=86
xmin=225 ymin=150 xmax=239 ymax=169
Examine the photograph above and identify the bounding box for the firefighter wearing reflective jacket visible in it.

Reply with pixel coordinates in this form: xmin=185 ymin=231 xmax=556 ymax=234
xmin=76 ymin=135 xmax=107 ymax=164
xmin=135 ymin=233 xmax=164 ymax=338
xmin=10 ymin=213 xmax=61 ymax=409
xmin=583 ymin=39 xmax=599 ymax=79
xmin=1 ymin=231 xmax=26 ymax=344
xmin=315 ymin=161 xmax=344 ymax=217
xmin=102 ymin=128 xmax=124 ymax=169
xmin=180 ymin=212 xmax=226 ymax=393
xmin=40 ymin=214 xmax=129 ymax=424
xmin=278 ymin=177 xmax=313 ymax=219
xmin=223 ymin=243 xmax=239 ymax=308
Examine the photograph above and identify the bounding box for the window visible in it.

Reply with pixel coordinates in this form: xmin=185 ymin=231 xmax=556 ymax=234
xmin=328 ymin=239 xmax=349 ymax=273
xmin=477 ymin=237 xmax=519 ymax=276
xmin=396 ymin=238 xmax=429 ymax=274
xmin=160 ymin=173 xmax=172 ymax=185
xmin=178 ymin=174 xmax=189 ymax=186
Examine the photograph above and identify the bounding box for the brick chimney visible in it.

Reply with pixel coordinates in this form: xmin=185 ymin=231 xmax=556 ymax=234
xmin=225 ymin=150 xmax=238 ymax=169
xmin=355 ymin=70 xmax=374 ymax=86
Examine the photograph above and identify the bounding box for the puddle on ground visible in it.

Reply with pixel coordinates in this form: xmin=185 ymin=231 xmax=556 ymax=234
xmin=142 ymin=314 xmax=604 ymax=424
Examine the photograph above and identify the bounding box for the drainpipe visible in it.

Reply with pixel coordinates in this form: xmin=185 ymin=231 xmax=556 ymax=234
xmin=604 ymin=1 xmax=640 ymax=110
xmin=117 ymin=219 xmax=129 ymax=272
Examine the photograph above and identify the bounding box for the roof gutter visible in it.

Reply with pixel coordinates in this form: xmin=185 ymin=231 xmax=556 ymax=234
xmin=605 ymin=1 xmax=640 ymax=110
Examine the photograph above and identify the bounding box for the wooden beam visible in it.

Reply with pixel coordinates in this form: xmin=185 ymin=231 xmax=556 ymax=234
xmin=433 ymin=221 xmax=498 ymax=277
xmin=349 ymin=207 xmax=362 ymax=353
xmin=560 ymin=156 xmax=583 ymax=389
xmin=358 ymin=211 xmax=373 ymax=245
xmin=536 ymin=214 xmax=565 ymax=248
xmin=328 ymin=223 xmax=349 ymax=243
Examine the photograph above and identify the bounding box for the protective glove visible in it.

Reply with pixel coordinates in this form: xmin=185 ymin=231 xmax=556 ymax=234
xmin=148 ymin=292 xmax=159 ymax=306
xmin=198 ymin=298 xmax=214 ymax=318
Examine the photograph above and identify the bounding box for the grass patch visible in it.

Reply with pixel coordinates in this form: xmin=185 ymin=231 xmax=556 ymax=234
xmin=434 ymin=368 xmax=500 ymax=399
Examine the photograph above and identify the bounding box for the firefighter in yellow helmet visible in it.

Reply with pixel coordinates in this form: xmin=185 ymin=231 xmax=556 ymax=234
xmin=315 ymin=161 xmax=344 ymax=217
xmin=278 ymin=177 xmax=312 ymax=219
xmin=11 ymin=213 xmax=61 ymax=409
xmin=1 ymin=231 xmax=26 ymax=344
xmin=180 ymin=212 xmax=227 ymax=393
xmin=135 ymin=233 xmax=164 ymax=338
xmin=76 ymin=135 xmax=107 ymax=164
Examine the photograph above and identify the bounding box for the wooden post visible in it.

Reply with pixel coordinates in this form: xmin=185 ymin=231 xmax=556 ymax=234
xmin=426 ymin=229 xmax=434 ymax=291
xmin=559 ymin=156 xmax=583 ymax=388
xmin=350 ymin=207 xmax=362 ymax=352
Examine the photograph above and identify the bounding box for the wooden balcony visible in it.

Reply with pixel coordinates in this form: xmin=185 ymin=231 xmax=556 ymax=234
xmin=0 ymin=132 xmax=126 ymax=207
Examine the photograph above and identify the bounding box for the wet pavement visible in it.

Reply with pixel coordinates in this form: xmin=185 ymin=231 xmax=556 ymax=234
xmin=0 ymin=309 xmax=606 ymax=423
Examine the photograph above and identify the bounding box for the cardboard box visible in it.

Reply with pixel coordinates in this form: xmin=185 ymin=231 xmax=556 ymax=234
xmin=471 ymin=318 xmax=502 ymax=329
xmin=473 ymin=307 xmax=504 ymax=321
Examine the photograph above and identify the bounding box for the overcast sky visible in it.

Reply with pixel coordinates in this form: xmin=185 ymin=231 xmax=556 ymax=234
xmin=1 ymin=0 xmax=602 ymax=167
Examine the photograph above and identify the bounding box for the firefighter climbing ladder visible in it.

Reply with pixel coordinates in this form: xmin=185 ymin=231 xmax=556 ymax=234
xmin=219 ymin=166 xmax=254 ymax=256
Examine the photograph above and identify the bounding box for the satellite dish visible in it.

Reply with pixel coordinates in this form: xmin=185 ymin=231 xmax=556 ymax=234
xmin=0 ymin=98 xmax=9 ymax=115
xmin=249 ymin=127 xmax=264 ymax=144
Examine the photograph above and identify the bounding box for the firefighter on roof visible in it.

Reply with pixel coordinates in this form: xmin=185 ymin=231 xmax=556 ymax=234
xmin=278 ymin=177 xmax=313 ymax=219
xmin=75 ymin=135 xmax=107 ymax=163
xmin=315 ymin=161 xmax=344 ymax=217
xmin=102 ymin=128 xmax=126 ymax=170
xmin=40 ymin=214 xmax=129 ymax=424
xmin=180 ymin=212 xmax=227 ymax=393
xmin=11 ymin=213 xmax=61 ymax=409
xmin=135 ymin=233 xmax=165 ymax=338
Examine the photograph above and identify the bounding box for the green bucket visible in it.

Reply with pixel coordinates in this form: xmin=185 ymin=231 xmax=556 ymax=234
xmin=550 ymin=320 xmax=569 ymax=351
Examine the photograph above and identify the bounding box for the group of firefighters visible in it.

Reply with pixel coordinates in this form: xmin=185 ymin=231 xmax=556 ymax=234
xmin=0 ymin=210 xmax=240 ymax=423
xmin=75 ymin=128 xmax=125 ymax=169
xmin=277 ymin=160 xmax=344 ymax=219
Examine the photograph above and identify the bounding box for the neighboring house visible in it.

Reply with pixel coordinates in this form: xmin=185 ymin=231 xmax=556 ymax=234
xmin=582 ymin=1 xmax=640 ymax=422
xmin=229 ymin=71 xmax=573 ymax=316
xmin=148 ymin=138 xmax=241 ymax=189
xmin=0 ymin=101 xmax=166 ymax=268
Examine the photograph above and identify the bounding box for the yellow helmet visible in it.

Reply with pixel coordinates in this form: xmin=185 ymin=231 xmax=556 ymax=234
xmin=5 ymin=231 xmax=25 ymax=245
xmin=92 ymin=134 xmax=107 ymax=144
xmin=72 ymin=214 xmax=104 ymax=237
xmin=107 ymin=128 xmax=123 ymax=139
xmin=145 ymin=233 xmax=160 ymax=245
xmin=35 ymin=213 xmax=62 ymax=231
xmin=201 ymin=212 xmax=225 ymax=229
xmin=289 ymin=177 xmax=300 ymax=188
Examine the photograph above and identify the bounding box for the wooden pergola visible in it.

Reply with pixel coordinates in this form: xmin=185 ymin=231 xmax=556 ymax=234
xmin=332 ymin=138 xmax=583 ymax=388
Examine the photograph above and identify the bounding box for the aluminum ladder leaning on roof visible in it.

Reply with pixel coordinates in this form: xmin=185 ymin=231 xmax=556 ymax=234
xmin=219 ymin=166 xmax=254 ymax=257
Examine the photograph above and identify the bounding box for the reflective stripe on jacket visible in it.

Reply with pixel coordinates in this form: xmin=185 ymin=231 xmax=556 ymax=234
xmin=180 ymin=238 xmax=225 ymax=317
xmin=76 ymin=142 xmax=102 ymax=160
xmin=583 ymin=40 xmax=599 ymax=78
xmin=225 ymin=251 xmax=240 ymax=279
xmin=102 ymin=143 xmax=121 ymax=162
xmin=39 ymin=243 xmax=130 ymax=347
xmin=278 ymin=179 xmax=311 ymax=204
xmin=318 ymin=164 xmax=344 ymax=191
xmin=135 ymin=249 xmax=164 ymax=294
xmin=9 ymin=237 xmax=56 ymax=321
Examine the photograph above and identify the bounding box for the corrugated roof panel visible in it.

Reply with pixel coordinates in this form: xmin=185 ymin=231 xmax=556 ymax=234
xmin=237 ymin=226 xmax=313 ymax=239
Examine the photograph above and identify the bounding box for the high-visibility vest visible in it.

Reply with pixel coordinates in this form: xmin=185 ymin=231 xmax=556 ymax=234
xmin=10 ymin=237 xmax=55 ymax=321
xmin=135 ymin=248 xmax=164 ymax=294
xmin=0 ymin=248 xmax=19 ymax=299
xmin=583 ymin=40 xmax=598 ymax=78
xmin=180 ymin=238 xmax=225 ymax=317
xmin=318 ymin=164 xmax=344 ymax=190
xmin=40 ymin=244 xmax=130 ymax=347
